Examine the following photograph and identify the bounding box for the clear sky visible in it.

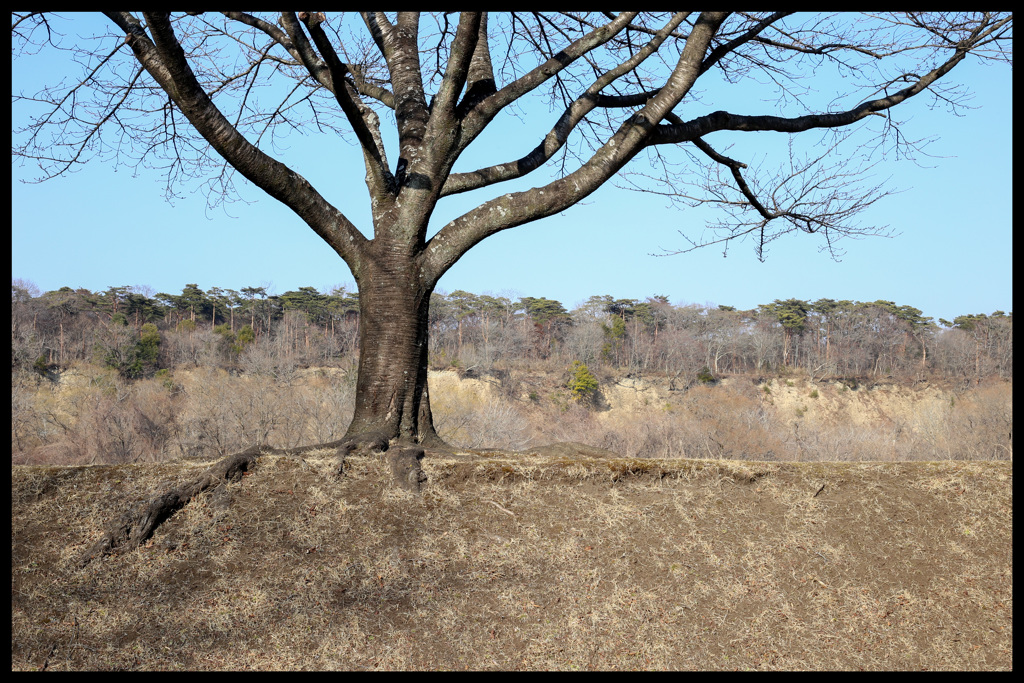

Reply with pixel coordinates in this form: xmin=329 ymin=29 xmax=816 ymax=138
xmin=12 ymin=14 xmax=1012 ymax=324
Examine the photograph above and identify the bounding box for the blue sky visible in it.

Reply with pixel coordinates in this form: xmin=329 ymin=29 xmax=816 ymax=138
xmin=12 ymin=14 xmax=1012 ymax=324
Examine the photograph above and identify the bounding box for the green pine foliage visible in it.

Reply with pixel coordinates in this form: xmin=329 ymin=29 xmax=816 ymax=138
xmin=237 ymin=325 xmax=256 ymax=346
xmin=567 ymin=360 xmax=599 ymax=404
xmin=9 ymin=280 xmax=1011 ymax=383
xmin=137 ymin=323 xmax=160 ymax=366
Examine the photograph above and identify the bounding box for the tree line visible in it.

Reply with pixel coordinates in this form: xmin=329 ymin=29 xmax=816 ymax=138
xmin=11 ymin=279 xmax=1011 ymax=386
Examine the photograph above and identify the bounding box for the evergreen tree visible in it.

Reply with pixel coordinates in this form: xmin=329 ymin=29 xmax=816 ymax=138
xmin=567 ymin=360 xmax=599 ymax=405
xmin=123 ymin=292 xmax=164 ymax=326
xmin=179 ymin=283 xmax=208 ymax=323
xmin=136 ymin=322 xmax=161 ymax=373
xmin=520 ymin=297 xmax=571 ymax=325
xmin=280 ymin=286 xmax=329 ymax=324
xmin=761 ymin=298 xmax=810 ymax=366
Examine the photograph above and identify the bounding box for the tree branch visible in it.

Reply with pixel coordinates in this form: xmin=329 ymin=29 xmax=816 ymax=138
xmin=644 ymin=129 xmax=897 ymax=261
xmin=701 ymin=12 xmax=792 ymax=75
xmin=220 ymin=12 xmax=395 ymax=109
xmin=648 ymin=32 xmax=978 ymax=146
xmin=458 ymin=12 xmax=497 ymax=112
xmin=423 ymin=12 xmax=730 ymax=283
xmin=112 ymin=12 xmax=367 ymax=269
xmin=689 ymin=134 xmax=774 ymax=222
xmin=441 ymin=12 xmax=689 ymax=197
xmin=362 ymin=11 xmax=430 ymax=184
xmin=429 ymin=12 xmax=481 ymax=121
xmin=453 ymin=12 xmax=639 ymax=158
xmin=292 ymin=12 xmax=396 ymax=199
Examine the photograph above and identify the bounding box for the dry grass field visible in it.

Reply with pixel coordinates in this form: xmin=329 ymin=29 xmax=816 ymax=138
xmin=12 ymin=448 xmax=1012 ymax=670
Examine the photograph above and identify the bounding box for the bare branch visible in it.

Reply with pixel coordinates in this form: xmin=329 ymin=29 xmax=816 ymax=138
xmin=441 ymin=12 xmax=689 ymax=197
xmin=451 ymin=12 xmax=497 ymax=114
xmin=13 ymin=11 xmax=1011 ymax=283
xmin=650 ymin=13 xmax=1009 ymax=146
xmin=701 ymin=12 xmax=792 ymax=75
xmin=292 ymin=12 xmax=396 ymax=198
xmin=126 ymin=12 xmax=366 ymax=266
xmin=429 ymin=12 xmax=481 ymax=120
xmin=424 ymin=12 xmax=731 ymax=282
xmin=454 ymin=12 xmax=639 ymax=154
xmin=644 ymin=130 xmax=897 ymax=261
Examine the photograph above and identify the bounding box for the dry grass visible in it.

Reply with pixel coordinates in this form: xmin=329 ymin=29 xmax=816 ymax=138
xmin=510 ymin=378 xmax=1012 ymax=464
xmin=12 ymin=452 xmax=1011 ymax=670
xmin=12 ymin=367 xmax=1011 ymax=466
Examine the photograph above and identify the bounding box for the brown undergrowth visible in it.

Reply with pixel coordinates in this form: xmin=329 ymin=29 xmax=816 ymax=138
xmin=12 ymin=366 xmax=1012 ymax=467
xmin=12 ymin=451 xmax=1012 ymax=670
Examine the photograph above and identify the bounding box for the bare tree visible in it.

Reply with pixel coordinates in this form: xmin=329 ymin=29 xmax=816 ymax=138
xmin=13 ymin=12 xmax=1012 ymax=451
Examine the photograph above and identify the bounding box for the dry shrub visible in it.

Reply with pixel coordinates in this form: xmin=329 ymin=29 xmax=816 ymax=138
xmin=239 ymin=334 xmax=298 ymax=381
xmin=240 ymin=378 xmax=298 ymax=448
xmin=11 ymin=370 xmax=46 ymax=455
xmin=175 ymin=367 xmax=240 ymax=458
xmin=75 ymin=387 xmax=142 ymax=464
xmin=176 ymin=368 xmax=354 ymax=457
xmin=526 ymin=401 xmax=596 ymax=446
xmin=859 ymin=381 xmax=1015 ymax=462
xmin=783 ymin=419 xmax=899 ymax=462
xmin=434 ymin=392 xmax=532 ymax=451
xmin=24 ymin=377 xmax=150 ymax=465
xmin=129 ymin=378 xmax=182 ymax=462
xmin=940 ymin=382 xmax=1012 ymax=460
xmin=520 ymin=401 xmax=686 ymax=459
xmin=592 ymin=408 xmax=682 ymax=458
xmin=771 ymin=381 xmax=1012 ymax=462
xmin=674 ymin=384 xmax=787 ymax=460
xmin=12 ymin=366 xmax=159 ymax=466
xmin=289 ymin=373 xmax=355 ymax=445
xmin=176 ymin=368 xmax=290 ymax=457
xmin=519 ymin=384 xmax=787 ymax=460
xmin=12 ymin=359 xmax=1012 ymax=466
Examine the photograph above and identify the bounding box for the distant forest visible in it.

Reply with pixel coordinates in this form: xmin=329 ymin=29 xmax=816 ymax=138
xmin=11 ymin=279 xmax=1012 ymax=384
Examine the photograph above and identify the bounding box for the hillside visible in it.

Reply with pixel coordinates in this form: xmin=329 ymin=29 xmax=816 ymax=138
xmin=12 ymin=451 xmax=1012 ymax=670
xmin=429 ymin=369 xmax=1011 ymax=462
xmin=14 ymin=364 xmax=1012 ymax=467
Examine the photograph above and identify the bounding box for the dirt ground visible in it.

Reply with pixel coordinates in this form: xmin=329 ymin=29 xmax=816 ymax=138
xmin=11 ymin=449 xmax=1012 ymax=670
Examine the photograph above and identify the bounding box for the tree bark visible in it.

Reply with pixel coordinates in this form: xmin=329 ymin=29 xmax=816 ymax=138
xmin=344 ymin=246 xmax=446 ymax=450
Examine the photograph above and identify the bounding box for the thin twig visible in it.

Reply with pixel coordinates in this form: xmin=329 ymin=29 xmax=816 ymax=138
xmin=485 ymin=500 xmax=515 ymax=516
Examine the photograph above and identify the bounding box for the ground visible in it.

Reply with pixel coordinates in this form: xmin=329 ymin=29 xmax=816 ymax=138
xmin=11 ymin=449 xmax=1012 ymax=670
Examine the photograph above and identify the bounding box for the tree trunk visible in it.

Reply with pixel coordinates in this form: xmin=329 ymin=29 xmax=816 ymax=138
xmin=345 ymin=253 xmax=445 ymax=449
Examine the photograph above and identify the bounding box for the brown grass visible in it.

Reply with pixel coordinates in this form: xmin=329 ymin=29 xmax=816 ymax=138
xmin=12 ymin=452 xmax=1011 ymax=670
xmin=12 ymin=367 xmax=1011 ymax=466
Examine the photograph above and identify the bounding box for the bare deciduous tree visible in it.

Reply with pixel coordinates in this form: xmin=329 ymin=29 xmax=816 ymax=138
xmin=13 ymin=12 xmax=1012 ymax=450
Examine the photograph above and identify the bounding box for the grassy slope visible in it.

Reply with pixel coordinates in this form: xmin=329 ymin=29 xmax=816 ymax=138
xmin=12 ymin=452 xmax=1012 ymax=670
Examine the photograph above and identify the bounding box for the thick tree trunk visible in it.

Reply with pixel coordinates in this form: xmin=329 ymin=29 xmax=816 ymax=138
xmin=345 ymin=251 xmax=446 ymax=449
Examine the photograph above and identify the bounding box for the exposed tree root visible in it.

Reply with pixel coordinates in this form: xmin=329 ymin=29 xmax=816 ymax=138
xmin=78 ymin=446 xmax=255 ymax=566
xmin=76 ymin=431 xmax=452 ymax=566
xmin=416 ymin=430 xmax=456 ymax=454
xmin=388 ymin=447 xmax=428 ymax=492
xmin=336 ymin=431 xmax=391 ymax=456
xmin=337 ymin=429 xmax=454 ymax=457
xmin=78 ymin=439 xmax=351 ymax=567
